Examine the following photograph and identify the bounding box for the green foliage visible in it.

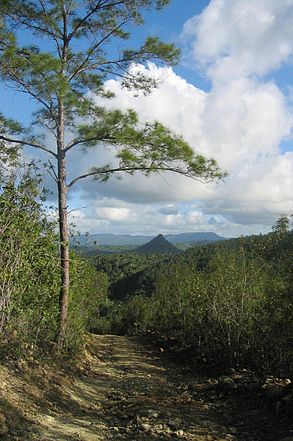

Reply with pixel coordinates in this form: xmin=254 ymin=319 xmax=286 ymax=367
xmin=0 ymin=113 xmax=24 ymax=178
xmin=0 ymin=1 xmax=180 ymax=118
xmin=92 ymin=295 xmax=148 ymax=336
xmin=0 ymin=175 xmax=60 ymax=354
xmin=0 ymin=0 xmax=225 ymax=344
xmin=0 ymin=169 xmax=108 ymax=357
xmin=0 ymin=1 xmax=225 ymax=185
xmin=66 ymin=256 xmax=108 ymax=349
xmin=272 ymin=213 xmax=291 ymax=235
xmin=93 ymin=252 xmax=170 ymax=300
xmin=105 ymin=219 xmax=293 ymax=375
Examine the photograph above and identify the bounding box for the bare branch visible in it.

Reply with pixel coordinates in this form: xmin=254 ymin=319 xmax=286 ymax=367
xmin=46 ymin=168 xmax=58 ymax=183
xmin=48 ymin=159 xmax=58 ymax=181
xmin=68 ymin=206 xmax=86 ymax=214
xmin=0 ymin=135 xmax=57 ymax=158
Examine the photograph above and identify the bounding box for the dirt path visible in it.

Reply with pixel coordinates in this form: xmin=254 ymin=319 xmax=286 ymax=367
xmin=0 ymin=335 xmax=291 ymax=440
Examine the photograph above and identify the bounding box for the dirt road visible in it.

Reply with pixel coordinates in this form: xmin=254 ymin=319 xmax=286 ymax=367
xmin=0 ymin=335 xmax=290 ymax=440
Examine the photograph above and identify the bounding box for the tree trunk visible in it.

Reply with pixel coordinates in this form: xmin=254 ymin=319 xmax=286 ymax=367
xmin=57 ymin=100 xmax=69 ymax=347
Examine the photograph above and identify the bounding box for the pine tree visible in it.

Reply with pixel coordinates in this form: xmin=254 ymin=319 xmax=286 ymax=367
xmin=0 ymin=1 xmax=225 ymax=346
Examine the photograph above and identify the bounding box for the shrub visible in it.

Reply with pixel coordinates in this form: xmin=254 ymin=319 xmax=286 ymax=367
xmin=0 ymin=177 xmax=60 ymax=355
xmin=0 ymin=174 xmax=108 ymax=357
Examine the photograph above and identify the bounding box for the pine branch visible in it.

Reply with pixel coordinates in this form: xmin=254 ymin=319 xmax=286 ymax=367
xmin=67 ymin=1 xmax=105 ymax=42
xmin=0 ymin=135 xmax=57 ymax=158
xmin=68 ymin=19 xmax=129 ymax=82
xmin=65 ymin=136 xmax=114 ymax=152
xmin=38 ymin=0 xmax=63 ymax=57
xmin=67 ymin=165 xmax=210 ymax=189
xmin=5 ymin=70 xmax=57 ymax=125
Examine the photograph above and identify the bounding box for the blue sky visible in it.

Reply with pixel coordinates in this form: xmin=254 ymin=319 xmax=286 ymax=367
xmin=2 ymin=0 xmax=293 ymax=237
xmin=1 ymin=1 xmax=211 ymax=122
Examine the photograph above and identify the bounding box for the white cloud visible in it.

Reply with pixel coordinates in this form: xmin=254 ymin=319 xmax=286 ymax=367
xmin=183 ymin=0 xmax=293 ymax=81
xmin=200 ymin=78 xmax=292 ymax=169
xmin=68 ymin=197 xmax=233 ymax=236
xmin=94 ymin=207 xmax=132 ymax=222
xmin=63 ymin=57 xmax=293 ymax=236
xmin=44 ymin=1 xmax=293 ymax=237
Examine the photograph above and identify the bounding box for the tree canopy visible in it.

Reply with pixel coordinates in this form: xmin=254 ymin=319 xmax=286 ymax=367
xmin=0 ymin=0 xmax=225 ymax=345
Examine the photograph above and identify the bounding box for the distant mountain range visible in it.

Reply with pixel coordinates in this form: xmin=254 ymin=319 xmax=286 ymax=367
xmin=75 ymin=231 xmax=225 ymax=246
xmin=136 ymin=234 xmax=180 ymax=254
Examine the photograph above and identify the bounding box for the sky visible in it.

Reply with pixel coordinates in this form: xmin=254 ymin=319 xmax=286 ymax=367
xmin=2 ymin=0 xmax=293 ymax=237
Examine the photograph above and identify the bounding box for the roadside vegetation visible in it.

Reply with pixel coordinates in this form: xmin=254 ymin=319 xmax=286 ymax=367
xmin=92 ymin=216 xmax=293 ymax=376
xmin=1 ymin=157 xmax=293 ymax=380
xmin=0 ymin=162 xmax=108 ymax=357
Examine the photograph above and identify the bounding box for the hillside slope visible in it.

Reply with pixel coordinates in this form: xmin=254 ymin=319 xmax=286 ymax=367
xmin=136 ymin=234 xmax=180 ymax=254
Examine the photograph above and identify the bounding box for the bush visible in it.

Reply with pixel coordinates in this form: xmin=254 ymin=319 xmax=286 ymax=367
xmin=0 ymin=177 xmax=60 ymax=355
xmin=0 ymin=173 xmax=108 ymax=357
xmin=66 ymin=256 xmax=108 ymax=349
xmin=110 ymin=246 xmax=293 ymax=375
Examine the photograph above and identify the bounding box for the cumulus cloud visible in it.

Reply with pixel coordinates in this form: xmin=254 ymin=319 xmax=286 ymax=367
xmin=46 ymin=1 xmax=293 ymax=236
xmin=70 ymin=62 xmax=292 ymax=233
xmin=182 ymin=0 xmax=293 ymax=81
xmin=68 ymin=197 xmax=234 ymax=236
xmin=200 ymin=78 xmax=292 ymax=168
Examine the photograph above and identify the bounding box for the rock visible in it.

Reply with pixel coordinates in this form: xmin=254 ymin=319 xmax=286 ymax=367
xmin=134 ymin=414 xmax=153 ymax=433
xmin=218 ymin=376 xmax=236 ymax=392
xmin=140 ymin=416 xmax=149 ymax=422
xmin=175 ymin=429 xmax=184 ymax=437
xmin=167 ymin=418 xmax=183 ymax=431
xmin=0 ymin=414 xmax=8 ymax=438
xmin=262 ymin=379 xmax=290 ymax=400
xmin=225 ymin=368 xmax=236 ymax=374
xmin=134 ymin=414 xmax=143 ymax=426
xmin=144 ymin=409 xmax=159 ymax=419
xmin=140 ymin=423 xmax=151 ymax=432
xmin=228 ymin=426 xmax=237 ymax=434
xmin=164 ymin=427 xmax=171 ymax=435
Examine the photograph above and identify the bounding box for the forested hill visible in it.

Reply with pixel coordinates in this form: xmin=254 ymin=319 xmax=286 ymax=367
xmin=74 ymin=231 xmax=225 ymax=247
xmin=93 ymin=223 xmax=293 ymax=376
xmin=93 ymin=228 xmax=293 ymax=302
xmin=136 ymin=234 xmax=180 ymax=254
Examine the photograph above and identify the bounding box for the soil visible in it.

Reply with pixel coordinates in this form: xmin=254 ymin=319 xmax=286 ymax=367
xmin=0 ymin=334 xmax=292 ymax=440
